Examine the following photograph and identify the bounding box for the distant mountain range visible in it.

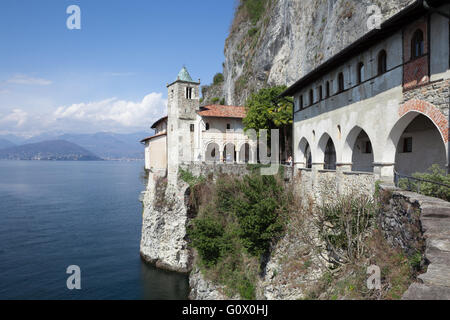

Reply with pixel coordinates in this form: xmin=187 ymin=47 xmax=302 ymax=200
xmin=0 ymin=132 xmax=150 ymax=160
xmin=0 ymin=139 xmax=16 ymax=150
xmin=0 ymin=140 xmax=102 ymax=161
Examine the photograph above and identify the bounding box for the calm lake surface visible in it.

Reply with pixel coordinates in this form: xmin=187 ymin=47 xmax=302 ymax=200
xmin=0 ymin=161 xmax=189 ymax=300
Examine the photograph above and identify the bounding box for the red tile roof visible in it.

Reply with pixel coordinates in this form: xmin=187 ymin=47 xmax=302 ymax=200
xmin=140 ymin=132 xmax=167 ymax=143
xmin=197 ymin=105 xmax=246 ymax=119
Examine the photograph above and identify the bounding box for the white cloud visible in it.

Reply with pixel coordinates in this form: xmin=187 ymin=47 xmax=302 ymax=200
xmin=7 ymin=74 xmax=52 ymax=86
xmin=52 ymin=92 xmax=167 ymax=132
xmin=0 ymin=92 xmax=167 ymax=135
xmin=0 ymin=109 xmax=28 ymax=127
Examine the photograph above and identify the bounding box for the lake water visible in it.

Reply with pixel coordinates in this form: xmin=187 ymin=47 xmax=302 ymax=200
xmin=0 ymin=161 xmax=189 ymax=300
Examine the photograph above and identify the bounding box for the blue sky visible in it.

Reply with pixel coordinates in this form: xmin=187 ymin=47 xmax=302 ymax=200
xmin=0 ymin=0 xmax=235 ymax=136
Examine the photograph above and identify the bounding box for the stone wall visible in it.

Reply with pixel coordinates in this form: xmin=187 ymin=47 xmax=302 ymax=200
xmin=402 ymin=79 xmax=450 ymax=118
xmin=180 ymin=162 xmax=251 ymax=178
xmin=377 ymin=185 xmax=425 ymax=257
xmin=180 ymin=162 xmax=295 ymax=182
xmin=378 ymin=184 xmax=450 ymax=299
xmin=295 ymin=168 xmax=376 ymax=202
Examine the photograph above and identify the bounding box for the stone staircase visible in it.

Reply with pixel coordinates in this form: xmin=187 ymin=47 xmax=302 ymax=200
xmin=402 ymin=195 xmax=450 ymax=300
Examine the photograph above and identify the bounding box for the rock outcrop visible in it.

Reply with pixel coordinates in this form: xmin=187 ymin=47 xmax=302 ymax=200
xmin=216 ymin=0 xmax=415 ymax=105
xmin=189 ymin=268 xmax=240 ymax=300
xmin=140 ymin=177 xmax=192 ymax=273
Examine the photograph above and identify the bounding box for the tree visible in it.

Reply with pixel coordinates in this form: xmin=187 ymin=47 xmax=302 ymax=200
xmin=243 ymin=86 xmax=293 ymax=161
xmin=213 ymin=73 xmax=224 ymax=85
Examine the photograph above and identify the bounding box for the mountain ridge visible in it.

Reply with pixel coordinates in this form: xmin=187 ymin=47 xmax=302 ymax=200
xmin=0 ymin=131 xmax=148 ymax=160
xmin=0 ymin=140 xmax=102 ymax=161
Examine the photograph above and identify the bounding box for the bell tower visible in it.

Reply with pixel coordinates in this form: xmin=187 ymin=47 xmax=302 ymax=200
xmin=167 ymin=66 xmax=200 ymax=184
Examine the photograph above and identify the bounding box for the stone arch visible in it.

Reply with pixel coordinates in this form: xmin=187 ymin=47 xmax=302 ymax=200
xmin=239 ymin=143 xmax=251 ymax=163
xmin=384 ymin=101 xmax=448 ymax=175
xmin=298 ymin=137 xmax=312 ymax=168
xmin=205 ymin=142 xmax=220 ymax=162
xmin=223 ymin=143 xmax=236 ymax=163
xmin=384 ymin=100 xmax=448 ymax=164
xmin=398 ymin=100 xmax=448 ymax=144
xmin=343 ymin=126 xmax=375 ymax=173
xmin=317 ymin=133 xmax=337 ymax=170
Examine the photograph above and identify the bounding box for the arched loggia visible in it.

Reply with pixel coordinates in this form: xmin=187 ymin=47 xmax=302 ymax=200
xmin=205 ymin=142 xmax=220 ymax=162
xmin=394 ymin=114 xmax=447 ymax=175
xmin=239 ymin=143 xmax=251 ymax=163
xmin=223 ymin=143 xmax=236 ymax=163
xmin=343 ymin=126 xmax=374 ymax=173
xmin=318 ymin=133 xmax=337 ymax=170
xmin=298 ymin=138 xmax=312 ymax=169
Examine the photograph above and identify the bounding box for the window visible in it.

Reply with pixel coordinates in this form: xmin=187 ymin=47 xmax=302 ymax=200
xmin=326 ymin=81 xmax=330 ymax=98
xmin=357 ymin=62 xmax=365 ymax=84
xmin=205 ymin=123 xmax=210 ymax=131
xmin=378 ymin=50 xmax=387 ymax=75
xmin=227 ymin=124 xmax=231 ymax=130
xmin=318 ymin=85 xmax=323 ymax=101
xmin=411 ymin=29 xmax=424 ymax=59
xmin=338 ymin=73 xmax=345 ymax=93
xmin=299 ymin=95 xmax=304 ymax=110
xmin=190 ymin=124 xmax=195 ymax=132
xmin=186 ymin=87 xmax=193 ymax=99
xmin=403 ymin=137 xmax=413 ymax=153
xmin=309 ymin=89 xmax=314 ymax=105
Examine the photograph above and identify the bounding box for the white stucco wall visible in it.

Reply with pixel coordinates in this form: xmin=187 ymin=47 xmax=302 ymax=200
xmin=148 ymin=135 xmax=167 ymax=172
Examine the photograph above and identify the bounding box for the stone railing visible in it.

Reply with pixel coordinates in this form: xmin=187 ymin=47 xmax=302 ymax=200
xmin=294 ymin=168 xmax=376 ymax=201
xmin=201 ymin=130 xmax=254 ymax=148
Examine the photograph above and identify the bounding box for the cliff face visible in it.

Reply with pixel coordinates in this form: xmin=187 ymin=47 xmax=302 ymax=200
xmin=220 ymin=0 xmax=415 ymax=106
xmin=140 ymin=177 xmax=192 ymax=273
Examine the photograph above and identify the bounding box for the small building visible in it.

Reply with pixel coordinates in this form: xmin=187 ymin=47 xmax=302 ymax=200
xmin=142 ymin=67 xmax=256 ymax=182
xmin=141 ymin=116 xmax=168 ymax=174
xmin=281 ymin=0 xmax=449 ymax=181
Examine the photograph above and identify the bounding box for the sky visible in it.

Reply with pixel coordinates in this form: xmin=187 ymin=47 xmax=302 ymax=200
xmin=0 ymin=0 xmax=236 ymax=137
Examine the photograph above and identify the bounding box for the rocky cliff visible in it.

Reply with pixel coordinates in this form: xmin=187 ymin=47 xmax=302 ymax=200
xmin=204 ymin=0 xmax=415 ymax=106
xmin=140 ymin=176 xmax=193 ymax=273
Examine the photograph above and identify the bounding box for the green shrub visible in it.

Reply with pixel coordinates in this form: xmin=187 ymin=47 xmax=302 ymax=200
xmin=317 ymin=195 xmax=375 ymax=265
xmin=211 ymin=97 xmax=220 ymax=104
xmin=188 ymin=171 xmax=289 ymax=298
xmin=399 ymin=164 xmax=450 ymax=201
xmin=213 ymin=73 xmax=224 ymax=85
xmin=189 ymin=216 xmax=231 ymax=267
xmin=241 ymin=0 xmax=269 ymax=25
xmin=214 ymin=173 xmax=287 ymax=256
xmin=179 ymin=168 xmax=205 ymax=188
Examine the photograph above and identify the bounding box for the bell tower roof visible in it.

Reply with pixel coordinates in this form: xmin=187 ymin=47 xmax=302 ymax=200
xmin=176 ymin=66 xmax=194 ymax=82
